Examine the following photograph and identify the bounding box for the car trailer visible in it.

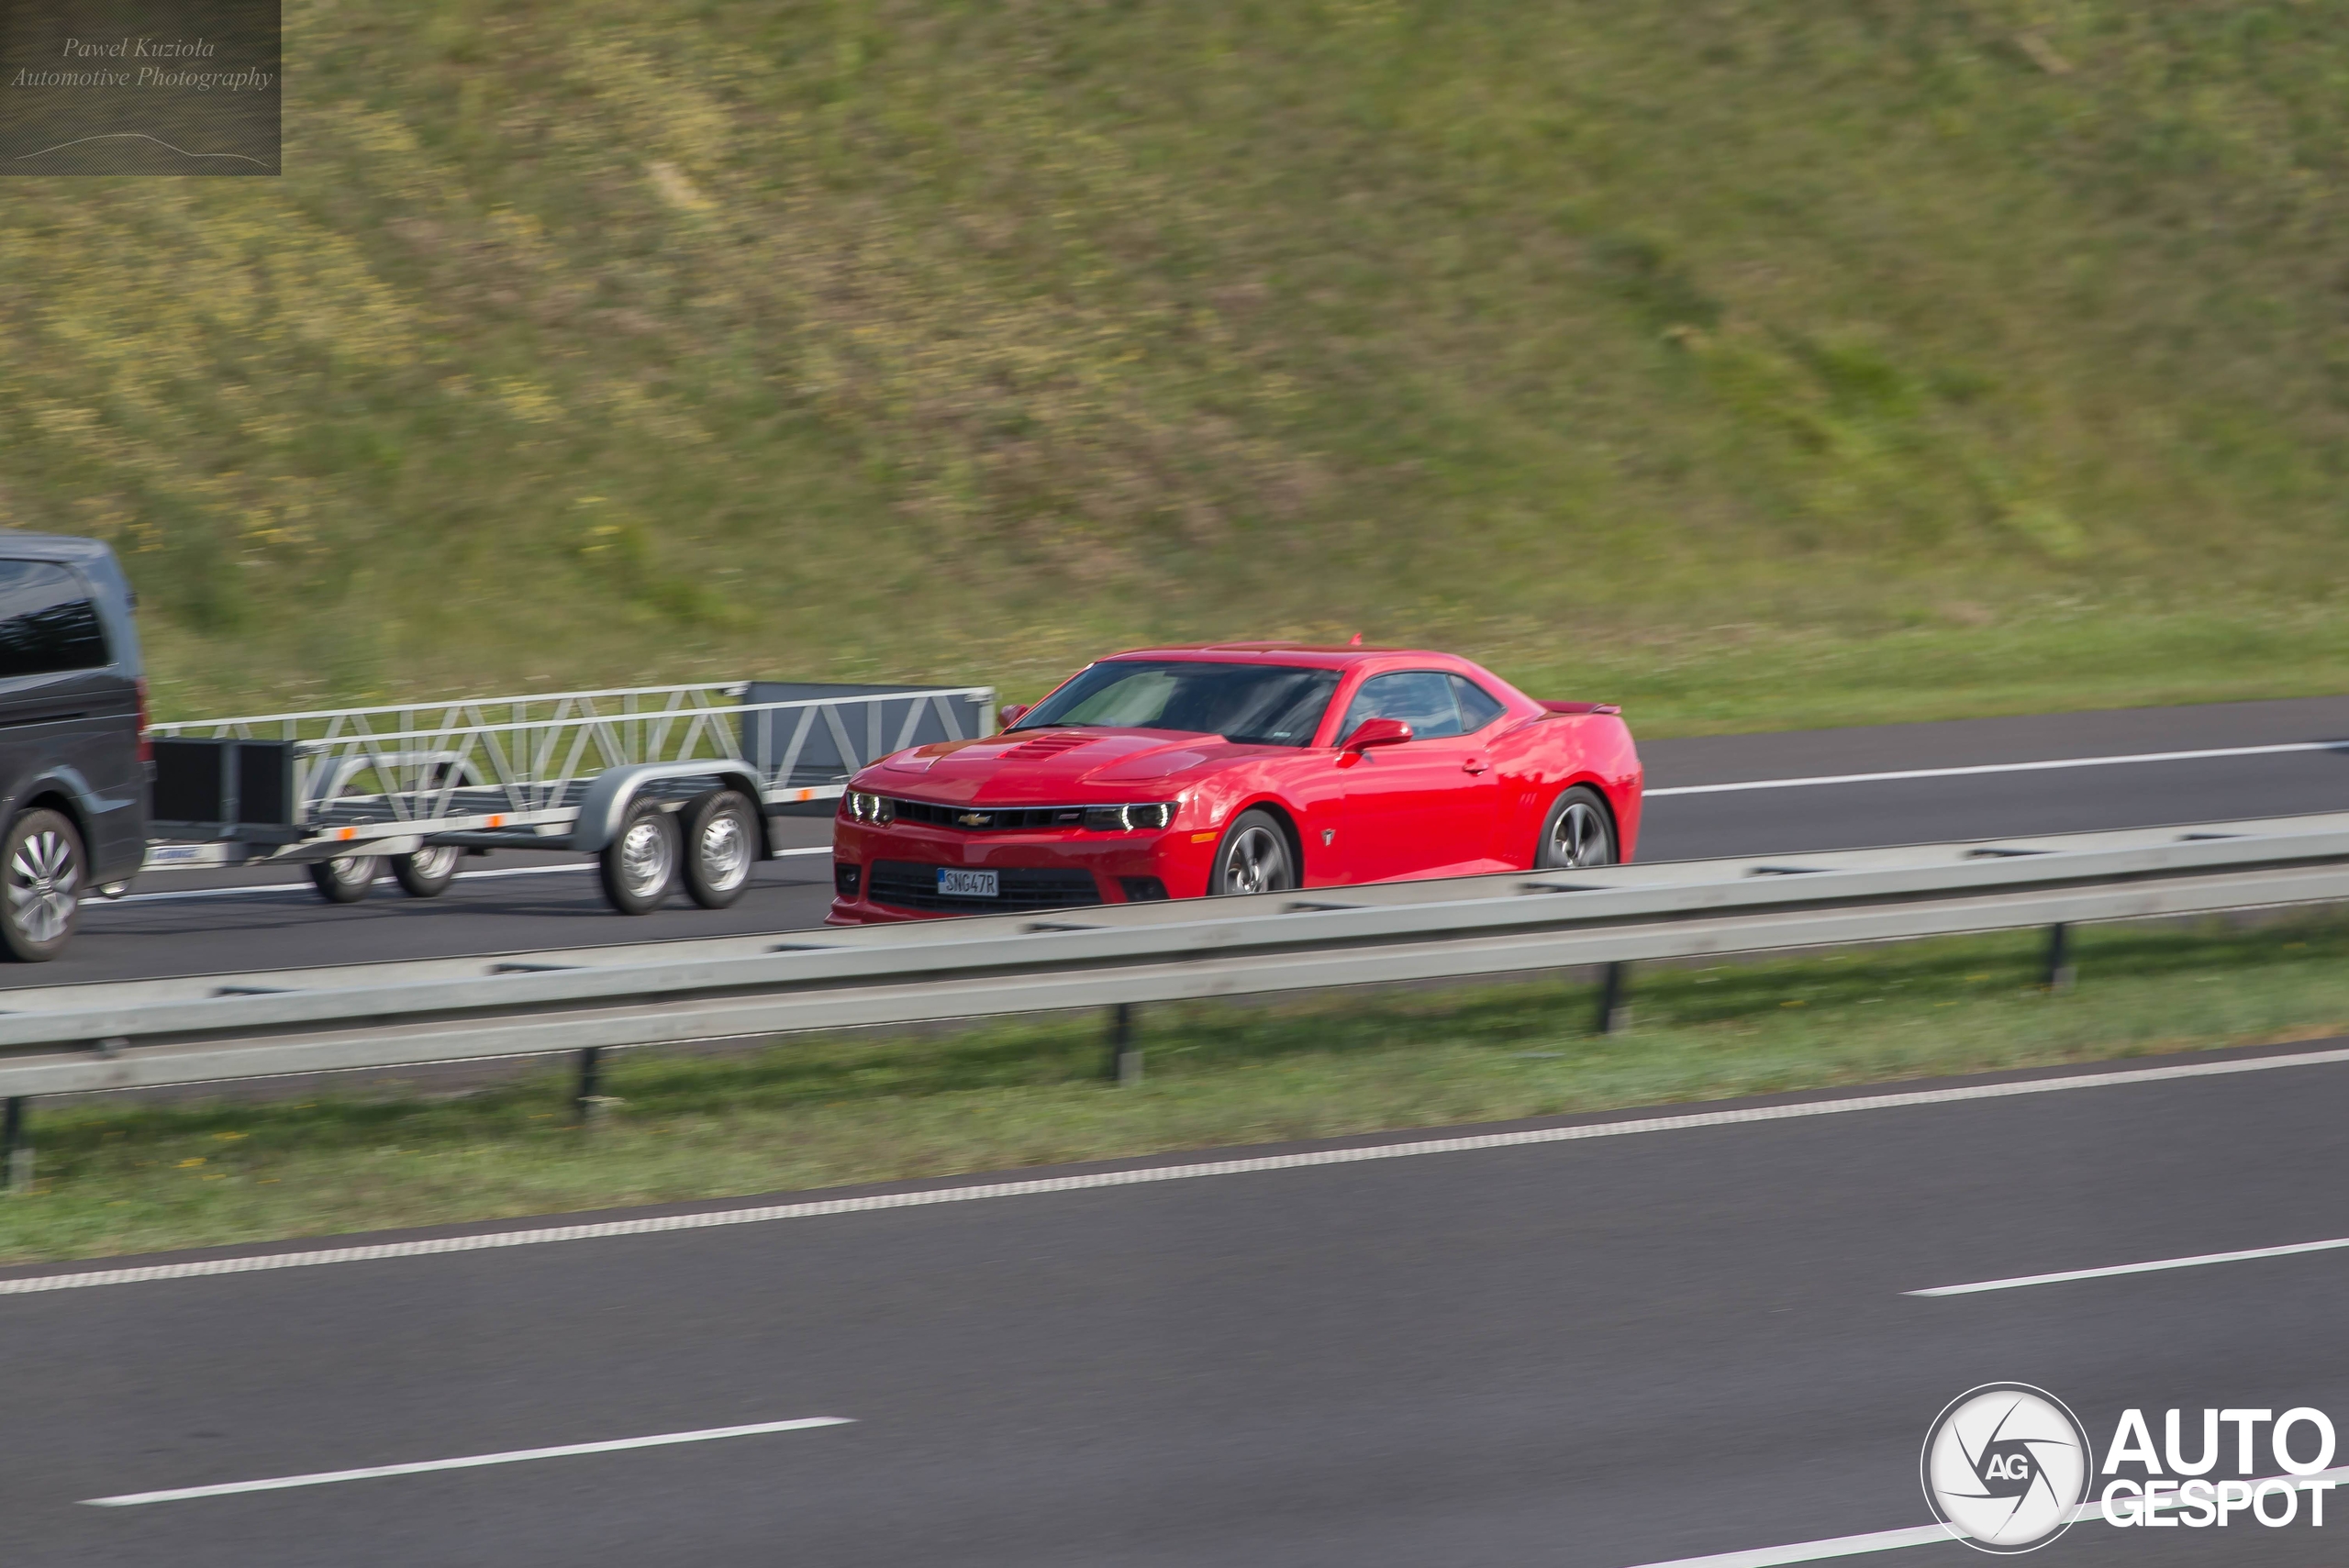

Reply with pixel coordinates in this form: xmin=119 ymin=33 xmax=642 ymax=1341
xmin=138 ymin=680 xmax=995 ymax=913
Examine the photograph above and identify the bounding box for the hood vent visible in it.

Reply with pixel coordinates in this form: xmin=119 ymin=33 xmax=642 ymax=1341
xmin=999 ymin=731 xmax=1094 ymax=760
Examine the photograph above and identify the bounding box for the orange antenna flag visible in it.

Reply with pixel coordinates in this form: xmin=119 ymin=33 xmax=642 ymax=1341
xmin=1348 ymin=632 xmax=1364 ymax=647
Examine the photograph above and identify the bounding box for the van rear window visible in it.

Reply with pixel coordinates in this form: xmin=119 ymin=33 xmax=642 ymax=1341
xmin=0 ymin=562 xmax=109 ymax=677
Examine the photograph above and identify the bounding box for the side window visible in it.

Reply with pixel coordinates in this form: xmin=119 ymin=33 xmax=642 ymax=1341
xmin=1449 ymin=675 xmax=1507 ymax=733
xmin=1337 ymin=671 xmax=1464 ymax=741
xmin=0 ymin=562 xmax=107 ymax=678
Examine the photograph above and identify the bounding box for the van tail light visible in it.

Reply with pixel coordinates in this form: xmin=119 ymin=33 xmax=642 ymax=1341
xmin=135 ymin=677 xmax=151 ymax=764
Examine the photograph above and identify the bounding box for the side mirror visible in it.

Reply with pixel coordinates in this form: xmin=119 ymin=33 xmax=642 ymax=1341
xmin=1341 ymin=717 xmax=1413 ymax=751
xmin=998 ymin=703 xmax=1030 ymax=728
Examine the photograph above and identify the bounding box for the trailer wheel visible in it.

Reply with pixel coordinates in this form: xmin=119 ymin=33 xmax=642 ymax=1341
xmin=599 ymin=800 xmax=678 ymax=915
xmin=392 ymin=844 xmax=462 ymax=898
xmin=683 ymin=789 xmax=758 ymax=910
xmin=309 ymin=853 xmax=380 ymax=904
xmin=0 ymin=808 xmax=83 ymax=962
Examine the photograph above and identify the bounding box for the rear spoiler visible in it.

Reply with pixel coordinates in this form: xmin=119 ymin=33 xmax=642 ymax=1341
xmin=1539 ymin=701 xmax=1620 ymax=716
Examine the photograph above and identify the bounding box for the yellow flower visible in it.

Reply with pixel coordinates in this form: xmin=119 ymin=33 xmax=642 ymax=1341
xmin=177 ymin=1157 xmax=206 ymax=1168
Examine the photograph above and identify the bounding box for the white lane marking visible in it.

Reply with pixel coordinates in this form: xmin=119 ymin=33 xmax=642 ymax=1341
xmin=1615 ymin=1523 xmax=1953 ymax=1567
xmin=1910 ymin=1234 xmax=2349 ymax=1297
xmin=7 ymin=1043 xmax=2349 ymax=1297
xmin=1617 ymin=1465 xmax=2349 ymax=1566
xmin=106 ymin=849 xmax=830 ymax=906
xmin=1646 ymin=740 xmax=2348 ymax=797
xmin=81 ymin=1417 xmax=852 ymax=1507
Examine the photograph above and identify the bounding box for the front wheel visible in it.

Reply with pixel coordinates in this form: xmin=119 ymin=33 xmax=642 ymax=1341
xmin=1209 ymin=808 xmax=1297 ymax=896
xmin=0 ymin=808 xmax=83 ymax=962
xmin=308 ymin=854 xmax=381 ymax=904
xmin=599 ymin=800 xmax=679 ymax=915
xmin=392 ymin=844 xmax=463 ymax=898
xmin=1535 ymin=785 xmax=1617 ymax=870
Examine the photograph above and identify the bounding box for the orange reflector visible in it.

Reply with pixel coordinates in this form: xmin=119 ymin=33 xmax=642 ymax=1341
xmin=338 ymin=828 xmax=357 ymax=841
xmin=1190 ymin=831 xmax=1218 ymax=843
xmin=486 ymin=815 xmax=504 ymax=828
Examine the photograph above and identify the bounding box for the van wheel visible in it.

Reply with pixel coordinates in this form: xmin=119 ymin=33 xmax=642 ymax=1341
xmin=0 ymin=808 xmax=83 ymax=962
xmin=393 ymin=844 xmax=463 ymax=898
xmin=599 ymin=800 xmax=678 ymax=915
xmin=309 ymin=854 xmax=381 ymax=903
xmin=682 ymin=789 xmax=758 ymax=909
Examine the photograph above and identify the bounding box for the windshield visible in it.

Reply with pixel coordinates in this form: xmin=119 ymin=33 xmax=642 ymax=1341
xmin=1012 ymin=661 xmax=1340 ymax=747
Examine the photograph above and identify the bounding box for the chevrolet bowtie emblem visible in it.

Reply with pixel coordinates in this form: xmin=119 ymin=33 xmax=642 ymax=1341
xmin=957 ymin=811 xmax=991 ymax=827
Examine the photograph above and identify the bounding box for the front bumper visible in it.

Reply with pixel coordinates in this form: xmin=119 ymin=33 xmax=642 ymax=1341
xmin=827 ymin=817 xmax=1215 ymax=923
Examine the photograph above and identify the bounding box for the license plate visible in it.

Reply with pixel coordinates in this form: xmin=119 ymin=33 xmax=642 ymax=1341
xmin=937 ymin=868 xmax=999 ymax=898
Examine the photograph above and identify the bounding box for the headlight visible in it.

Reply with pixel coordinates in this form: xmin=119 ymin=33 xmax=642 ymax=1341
xmin=845 ymin=791 xmax=895 ymax=824
xmin=1083 ymin=800 xmax=1178 ymax=831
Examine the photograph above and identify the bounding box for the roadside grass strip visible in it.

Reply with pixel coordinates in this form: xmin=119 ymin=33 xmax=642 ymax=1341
xmin=10 ymin=1042 xmax=2349 ymax=1296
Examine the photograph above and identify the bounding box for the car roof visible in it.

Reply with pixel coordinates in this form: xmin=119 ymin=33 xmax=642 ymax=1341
xmin=1100 ymin=642 xmax=1466 ymax=670
xmin=0 ymin=530 xmax=125 ymax=566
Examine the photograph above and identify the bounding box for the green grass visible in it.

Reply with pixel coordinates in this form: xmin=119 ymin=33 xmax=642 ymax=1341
xmin=7 ymin=3 xmax=2349 ymax=725
xmin=8 ymin=912 xmax=2349 ymax=1267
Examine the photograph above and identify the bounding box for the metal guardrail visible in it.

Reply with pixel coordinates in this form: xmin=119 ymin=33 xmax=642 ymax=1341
xmin=6 ymin=812 xmax=2349 ymax=1115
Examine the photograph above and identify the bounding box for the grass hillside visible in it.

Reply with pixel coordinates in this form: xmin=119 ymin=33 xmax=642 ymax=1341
xmin=6 ymin=1 xmax=2349 ymax=728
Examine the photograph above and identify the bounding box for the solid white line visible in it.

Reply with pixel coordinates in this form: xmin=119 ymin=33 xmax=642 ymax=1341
xmin=107 ymin=849 xmax=830 ymax=906
xmin=1646 ymin=740 xmax=2347 ymax=797
xmin=1616 ymin=1465 xmax=2349 ymax=1566
xmin=1909 ymin=1234 xmax=2349 ymax=1297
xmin=1616 ymin=1524 xmax=1954 ymax=1568
xmin=8 ymin=1043 xmax=2349 ymax=1298
xmin=81 ymin=1417 xmax=852 ymax=1507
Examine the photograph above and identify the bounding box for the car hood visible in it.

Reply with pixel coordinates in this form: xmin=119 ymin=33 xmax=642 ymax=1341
xmin=857 ymin=728 xmax=1273 ymax=804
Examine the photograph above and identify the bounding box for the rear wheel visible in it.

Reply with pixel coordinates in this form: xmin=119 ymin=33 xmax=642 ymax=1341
xmin=392 ymin=844 xmax=462 ymax=898
xmin=0 ymin=808 xmax=82 ymax=962
xmin=599 ymin=800 xmax=679 ymax=915
xmin=308 ymin=853 xmax=381 ymax=904
xmin=1210 ymin=808 xmax=1296 ymax=896
xmin=1536 ymin=785 xmax=1617 ymax=870
xmin=682 ymin=789 xmax=758 ymax=909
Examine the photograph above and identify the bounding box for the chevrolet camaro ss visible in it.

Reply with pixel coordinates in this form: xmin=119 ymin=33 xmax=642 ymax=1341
xmin=828 ymin=643 xmax=1642 ymax=922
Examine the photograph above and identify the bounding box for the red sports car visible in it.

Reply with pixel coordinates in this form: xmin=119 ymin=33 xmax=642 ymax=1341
xmin=827 ymin=643 xmax=1642 ymax=922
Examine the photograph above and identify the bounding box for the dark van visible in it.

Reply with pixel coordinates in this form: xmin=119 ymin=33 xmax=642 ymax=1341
xmin=0 ymin=534 xmax=148 ymax=960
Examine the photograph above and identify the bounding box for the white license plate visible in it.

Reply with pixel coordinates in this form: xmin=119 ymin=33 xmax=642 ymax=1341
xmin=937 ymin=868 xmax=999 ymax=898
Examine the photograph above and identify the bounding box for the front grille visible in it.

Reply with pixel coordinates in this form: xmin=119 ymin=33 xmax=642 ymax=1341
xmin=887 ymin=798 xmax=1089 ymax=832
xmin=868 ymin=861 xmax=1104 ymax=912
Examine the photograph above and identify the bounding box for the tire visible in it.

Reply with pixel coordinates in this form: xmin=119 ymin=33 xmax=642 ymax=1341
xmin=392 ymin=844 xmax=463 ymax=898
xmin=308 ymin=853 xmax=381 ymax=904
xmin=599 ymin=800 xmax=679 ymax=915
xmin=0 ymin=808 xmax=83 ymax=962
xmin=1536 ymin=785 xmax=1617 ymax=870
xmin=682 ymin=789 xmax=758 ymax=909
xmin=1209 ymin=808 xmax=1297 ymax=896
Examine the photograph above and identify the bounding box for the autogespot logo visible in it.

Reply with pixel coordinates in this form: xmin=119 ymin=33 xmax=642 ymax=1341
xmin=1921 ymin=1384 xmax=2093 ymax=1553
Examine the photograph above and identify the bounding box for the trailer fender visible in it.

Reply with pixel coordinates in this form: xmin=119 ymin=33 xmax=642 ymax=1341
xmin=570 ymin=762 xmax=765 ymax=856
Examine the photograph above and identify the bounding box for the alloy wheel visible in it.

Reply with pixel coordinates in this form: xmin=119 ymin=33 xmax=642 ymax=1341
xmin=9 ymin=828 xmax=78 ymax=945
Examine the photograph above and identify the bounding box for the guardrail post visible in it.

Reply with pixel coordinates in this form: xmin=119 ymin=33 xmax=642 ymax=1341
xmin=1595 ymin=962 xmax=1629 ymax=1034
xmin=1108 ymin=1004 xmax=1141 ymax=1085
xmin=575 ymin=1047 xmax=604 ymax=1123
xmin=2044 ymin=924 xmax=2076 ymax=994
xmin=2 ymin=1097 xmax=28 ymax=1195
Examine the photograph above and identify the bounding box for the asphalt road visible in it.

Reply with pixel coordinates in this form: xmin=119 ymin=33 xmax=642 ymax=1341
xmin=6 ymin=1040 xmax=2346 ymax=1566
xmin=39 ymin=693 xmax=2349 ymax=991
